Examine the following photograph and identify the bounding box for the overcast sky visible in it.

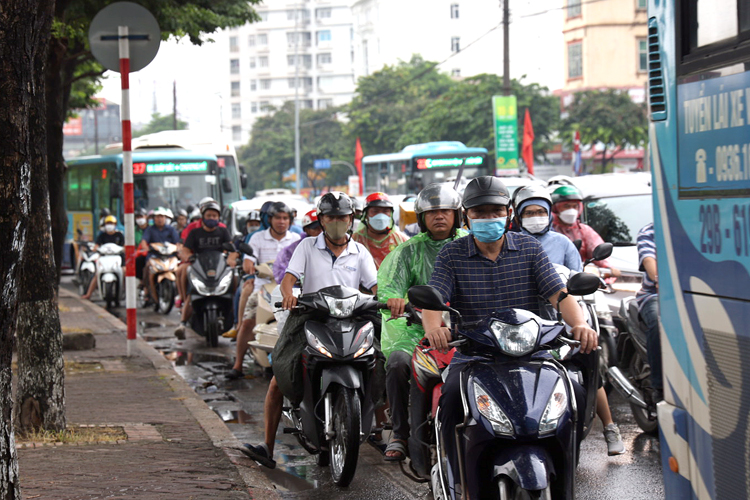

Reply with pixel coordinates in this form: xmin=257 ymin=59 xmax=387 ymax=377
xmin=98 ymin=1 xmax=563 ymax=132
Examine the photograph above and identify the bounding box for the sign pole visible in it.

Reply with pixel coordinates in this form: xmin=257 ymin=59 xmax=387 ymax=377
xmin=119 ymin=25 xmax=137 ymax=356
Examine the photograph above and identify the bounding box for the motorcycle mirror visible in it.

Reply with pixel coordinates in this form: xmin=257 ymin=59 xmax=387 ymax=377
xmin=566 ymin=272 xmax=602 ymax=296
xmin=572 ymin=239 xmax=582 ymax=251
xmin=237 ymin=242 xmax=253 ymax=256
xmin=589 ymin=242 xmax=613 ymax=263
xmin=408 ymin=286 xmax=452 ymax=313
xmin=222 ymin=242 xmax=236 ymax=253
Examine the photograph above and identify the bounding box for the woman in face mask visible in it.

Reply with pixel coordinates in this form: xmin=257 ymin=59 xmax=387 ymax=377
xmin=351 ymin=192 xmax=408 ymax=268
xmin=550 ymin=184 xmax=620 ymax=274
xmin=512 ymin=185 xmax=582 ymax=273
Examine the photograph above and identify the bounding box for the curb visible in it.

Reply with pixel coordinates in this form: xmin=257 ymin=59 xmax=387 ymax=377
xmin=60 ymin=289 xmax=281 ymax=499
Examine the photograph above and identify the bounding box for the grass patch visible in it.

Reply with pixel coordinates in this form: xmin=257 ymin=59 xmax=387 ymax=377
xmin=17 ymin=425 xmax=127 ymax=445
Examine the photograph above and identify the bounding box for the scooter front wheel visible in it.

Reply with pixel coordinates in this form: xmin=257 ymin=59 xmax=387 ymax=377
xmin=329 ymin=385 xmax=361 ymax=486
xmin=156 ymin=280 xmax=175 ymax=315
xmin=496 ymin=477 xmax=551 ymax=500
xmin=206 ymin=309 xmax=219 ymax=348
xmin=628 ymin=353 xmax=659 ymax=434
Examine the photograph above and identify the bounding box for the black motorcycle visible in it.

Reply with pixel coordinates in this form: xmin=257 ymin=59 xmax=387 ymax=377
xmin=187 ymin=242 xmax=237 ymax=347
xmin=280 ymin=285 xmax=385 ymax=487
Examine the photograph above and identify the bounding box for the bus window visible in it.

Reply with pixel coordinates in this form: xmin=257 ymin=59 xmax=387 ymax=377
xmin=217 ymin=154 xmax=241 ymax=204
xmin=80 ymin=166 xmax=92 ymax=211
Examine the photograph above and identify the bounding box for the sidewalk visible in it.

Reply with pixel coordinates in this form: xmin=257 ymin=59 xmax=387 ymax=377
xmin=17 ymin=289 xmax=280 ymax=500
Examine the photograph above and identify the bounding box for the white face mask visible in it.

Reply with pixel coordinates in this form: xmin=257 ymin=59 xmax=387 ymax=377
xmin=135 ymin=217 xmax=146 ymax=226
xmin=522 ymin=216 xmax=548 ymax=234
xmin=105 ymin=224 xmax=116 ymax=233
xmin=559 ymin=208 xmax=578 ymax=225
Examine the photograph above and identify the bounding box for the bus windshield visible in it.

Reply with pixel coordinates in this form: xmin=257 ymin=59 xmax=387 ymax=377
xmin=134 ymin=173 xmax=217 ymax=213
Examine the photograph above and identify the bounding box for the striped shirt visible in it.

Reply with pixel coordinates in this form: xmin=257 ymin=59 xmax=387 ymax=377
xmin=429 ymin=232 xmax=565 ymax=327
xmin=636 ymin=223 xmax=657 ymax=308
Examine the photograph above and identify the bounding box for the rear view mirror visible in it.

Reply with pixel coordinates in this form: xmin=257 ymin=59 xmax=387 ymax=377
xmin=591 ymin=242 xmax=613 ymax=262
xmin=566 ymin=273 xmax=602 ymax=296
xmin=240 ymin=173 xmax=248 ymax=189
xmin=237 ymin=242 xmax=253 ymax=257
xmin=221 ymin=178 xmax=233 ymax=193
xmin=408 ymin=285 xmax=449 ymax=312
xmin=222 ymin=241 xmax=236 ymax=252
xmin=572 ymin=239 xmax=582 ymax=251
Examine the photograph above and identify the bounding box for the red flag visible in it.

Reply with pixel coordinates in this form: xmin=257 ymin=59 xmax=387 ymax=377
xmin=521 ymin=109 xmax=535 ymax=175
xmin=354 ymin=137 xmax=364 ymax=195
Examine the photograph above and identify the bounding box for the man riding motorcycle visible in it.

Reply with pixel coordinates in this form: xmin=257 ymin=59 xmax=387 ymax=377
xmin=421 ymin=176 xmax=597 ymax=494
xmin=377 ymin=183 xmax=467 ymax=461
xmin=352 ymin=192 xmax=408 ymax=268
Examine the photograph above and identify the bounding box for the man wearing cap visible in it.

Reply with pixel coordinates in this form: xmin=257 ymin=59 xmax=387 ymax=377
xmin=421 ymin=176 xmax=597 ymax=494
xmin=140 ymin=207 xmax=180 ymax=304
xmin=352 ymin=192 xmax=408 ymax=268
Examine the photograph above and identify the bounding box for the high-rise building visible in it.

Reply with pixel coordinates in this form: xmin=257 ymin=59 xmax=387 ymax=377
xmin=226 ymin=1 xmax=356 ymax=146
xmin=561 ymin=0 xmax=648 ymax=105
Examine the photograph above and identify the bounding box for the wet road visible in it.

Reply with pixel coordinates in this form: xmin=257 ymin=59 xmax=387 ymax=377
xmin=63 ymin=276 xmax=664 ymax=499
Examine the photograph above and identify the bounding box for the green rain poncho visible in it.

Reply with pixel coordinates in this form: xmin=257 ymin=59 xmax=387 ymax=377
xmin=377 ymin=229 xmax=467 ymax=362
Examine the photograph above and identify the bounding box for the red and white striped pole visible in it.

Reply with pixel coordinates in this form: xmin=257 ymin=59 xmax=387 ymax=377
xmin=119 ymin=25 xmax=137 ymax=355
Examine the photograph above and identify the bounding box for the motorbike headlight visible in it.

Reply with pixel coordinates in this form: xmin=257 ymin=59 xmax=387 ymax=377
xmin=190 ymin=277 xmax=211 ymax=295
xmin=215 ymin=272 xmax=233 ymax=295
xmin=305 ymin=329 xmax=333 ymax=358
xmin=473 ymin=381 xmax=513 ymax=436
xmin=539 ymin=378 xmax=568 ymax=435
xmin=353 ymin=322 xmax=374 ymax=358
xmin=489 ymin=319 xmax=539 ymax=357
xmin=323 ymin=294 xmax=357 ymax=318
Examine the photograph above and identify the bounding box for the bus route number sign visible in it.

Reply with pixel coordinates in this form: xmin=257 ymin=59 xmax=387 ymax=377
xmin=132 ymin=161 xmax=209 ymax=175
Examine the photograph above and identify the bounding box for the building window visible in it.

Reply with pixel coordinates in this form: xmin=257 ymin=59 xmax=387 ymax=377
xmin=568 ymin=41 xmax=582 ymax=79
xmin=318 ymin=30 xmax=332 ymax=44
xmin=232 ymin=125 xmax=241 ymax=142
xmin=287 ymin=54 xmax=312 ymax=68
xmin=287 ymin=8 xmax=309 ymax=21
xmin=231 ymin=103 xmax=241 ymax=120
xmin=258 ymin=11 xmax=268 ymax=22
xmin=230 ymin=36 xmax=239 ymax=52
xmin=638 ymin=39 xmax=648 ymax=72
xmin=260 ymin=101 xmax=270 ymax=112
xmin=260 ymin=79 xmax=271 ymax=90
xmin=288 ymin=77 xmax=313 ymax=89
xmin=317 ymin=7 xmax=332 ymax=19
xmin=450 ymin=4 xmax=459 ymax=19
xmin=250 ymin=79 xmax=257 ymax=91
xmin=230 ymin=59 xmax=239 ymax=74
xmin=259 ymin=56 xmax=269 ymax=68
xmin=567 ymin=0 xmax=581 ymax=18
xmin=451 ymin=37 xmax=460 ymax=52
xmin=251 ymin=102 xmax=258 ymax=113
xmin=231 ymin=81 xmax=240 ymax=97
xmin=287 ymin=31 xmax=312 ymax=47
xmin=317 ymin=53 xmax=332 ymax=65
xmin=258 ymin=33 xmax=268 ymax=45
xmin=249 ymin=57 xmax=256 ymax=69
xmin=636 ymin=0 xmax=646 ymax=9
xmin=248 ymin=34 xmax=255 ymax=47
xmin=318 ymin=98 xmax=334 ymax=109
xmin=451 ymin=68 xmax=461 ymax=77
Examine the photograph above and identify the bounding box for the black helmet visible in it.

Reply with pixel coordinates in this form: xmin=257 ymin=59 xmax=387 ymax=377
xmin=99 ymin=207 xmax=111 ymax=218
xmin=550 ymin=185 xmax=582 ymax=205
xmin=462 ymin=176 xmax=510 ymax=209
xmin=200 ymin=200 xmax=221 ymax=216
xmin=135 ymin=207 xmax=148 ymax=218
xmin=415 ymin=183 xmax=462 ymax=233
xmin=267 ymin=201 xmax=293 ymax=218
xmin=317 ymin=192 xmax=354 ymax=216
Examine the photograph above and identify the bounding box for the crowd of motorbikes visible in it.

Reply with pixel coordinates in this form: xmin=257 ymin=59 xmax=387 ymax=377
xmin=75 ymin=231 xmax=658 ymax=496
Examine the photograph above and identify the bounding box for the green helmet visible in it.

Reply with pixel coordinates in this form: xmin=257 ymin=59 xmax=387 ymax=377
xmin=550 ymin=185 xmax=582 ymax=205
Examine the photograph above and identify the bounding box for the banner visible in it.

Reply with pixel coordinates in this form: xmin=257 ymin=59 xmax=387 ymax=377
xmin=492 ymin=95 xmax=519 ymax=175
xmin=521 ymin=108 xmax=535 ymax=175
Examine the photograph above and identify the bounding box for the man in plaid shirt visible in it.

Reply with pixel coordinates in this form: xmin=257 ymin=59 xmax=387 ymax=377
xmin=421 ymin=176 xmax=597 ymax=493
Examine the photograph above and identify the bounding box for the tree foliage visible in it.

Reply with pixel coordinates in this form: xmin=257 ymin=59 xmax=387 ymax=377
xmin=134 ymin=113 xmax=188 ymax=137
xmin=238 ymin=102 xmax=350 ymax=196
xmin=563 ymin=89 xmax=647 ymax=173
xmin=396 ymin=74 xmax=561 ymax=162
xmin=345 ymin=55 xmax=455 ymax=156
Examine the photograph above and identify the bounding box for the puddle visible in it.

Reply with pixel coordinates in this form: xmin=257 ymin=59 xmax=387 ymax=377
xmin=265 ymin=453 xmax=319 ymax=490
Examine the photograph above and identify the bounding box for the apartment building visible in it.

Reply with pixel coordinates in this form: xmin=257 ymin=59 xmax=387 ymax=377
xmin=561 ymin=0 xmax=649 ymax=105
xmin=226 ymin=1 xmax=356 ymax=145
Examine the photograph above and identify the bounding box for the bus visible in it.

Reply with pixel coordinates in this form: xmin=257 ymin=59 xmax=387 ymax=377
xmin=649 ymin=1 xmax=750 ymax=498
xmin=361 ymin=141 xmax=490 ymax=195
xmin=63 ymin=149 xmax=242 ymax=267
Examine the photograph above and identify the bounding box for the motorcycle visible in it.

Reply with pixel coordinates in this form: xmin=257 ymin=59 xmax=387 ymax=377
xmin=147 ymin=242 xmax=179 ymax=314
xmin=96 ymin=243 xmax=124 ymax=309
xmin=407 ymin=271 xmax=602 ymax=500
xmin=76 ymin=240 xmax=98 ymax=296
xmin=280 ymin=285 xmax=386 ymax=487
xmin=187 ymin=241 xmax=237 ymax=347
xmin=608 ymin=296 xmax=659 ymax=434
xmin=247 ymin=261 xmax=280 ymax=368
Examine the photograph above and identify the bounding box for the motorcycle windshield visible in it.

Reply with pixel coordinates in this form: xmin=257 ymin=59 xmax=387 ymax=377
xmin=459 ymin=309 xmax=561 ymax=356
xmin=298 ymin=285 xmax=379 ymax=317
xmin=194 ymin=251 xmax=224 ymax=285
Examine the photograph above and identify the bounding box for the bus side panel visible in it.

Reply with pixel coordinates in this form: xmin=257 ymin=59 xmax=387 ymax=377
xmin=657 ymin=402 xmax=700 ymax=500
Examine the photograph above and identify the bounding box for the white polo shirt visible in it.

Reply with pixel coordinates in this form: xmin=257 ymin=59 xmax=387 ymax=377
xmin=244 ymin=229 xmax=300 ymax=291
xmin=285 ymin=233 xmax=378 ymax=293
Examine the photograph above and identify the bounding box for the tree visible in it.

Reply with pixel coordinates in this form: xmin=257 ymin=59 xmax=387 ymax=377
xmin=1 ymin=0 xmax=56 ymax=495
xmin=12 ymin=0 xmax=261 ymax=436
xmin=238 ymin=102 xmax=349 ymax=195
xmin=396 ymin=74 xmax=561 ymax=163
xmin=563 ymin=89 xmax=647 ymax=173
xmin=134 ymin=112 xmax=188 ymax=137
xmin=346 ymin=55 xmax=455 ymax=156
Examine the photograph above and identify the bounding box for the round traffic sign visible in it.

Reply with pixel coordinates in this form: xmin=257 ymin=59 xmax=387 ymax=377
xmin=89 ymin=2 xmax=161 ymax=73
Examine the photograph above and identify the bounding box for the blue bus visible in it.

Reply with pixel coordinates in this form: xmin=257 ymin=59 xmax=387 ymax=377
xmin=63 ymin=150 xmax=242 ymax=268
xmin=649 ymin=1 xmax=750 ymax=498
xmin=361 ymin=142 xmax=489 ymax=195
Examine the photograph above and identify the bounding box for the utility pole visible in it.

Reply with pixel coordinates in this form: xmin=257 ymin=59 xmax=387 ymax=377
xmin=173 ymin=80 xmax=177 ymax=129
xmin=503 ymin=0 xmax=511 ymax=96
xmin=293 ymin=10 xmax=301 ymax=195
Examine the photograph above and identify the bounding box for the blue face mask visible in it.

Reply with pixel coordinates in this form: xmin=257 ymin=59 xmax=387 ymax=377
xmin=203 ymin=218 xmax=219 ymax=229
xmin=468 ymin=217 xmax=507 ymax=243
xmin=368 ymin=213 xmax=392 ymax=232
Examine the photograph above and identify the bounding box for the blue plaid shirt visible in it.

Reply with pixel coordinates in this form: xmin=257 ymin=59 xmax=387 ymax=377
xmin=429 ymin=232 xmax=565 ymax=328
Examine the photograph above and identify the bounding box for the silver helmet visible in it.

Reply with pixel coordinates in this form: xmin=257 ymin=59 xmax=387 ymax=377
xmin=414 ymin=183 xmax=462 ymax=234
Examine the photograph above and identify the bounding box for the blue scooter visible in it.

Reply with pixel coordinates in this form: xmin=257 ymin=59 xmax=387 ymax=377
xmin=408 ymin=271 xmax=602 ymax=500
